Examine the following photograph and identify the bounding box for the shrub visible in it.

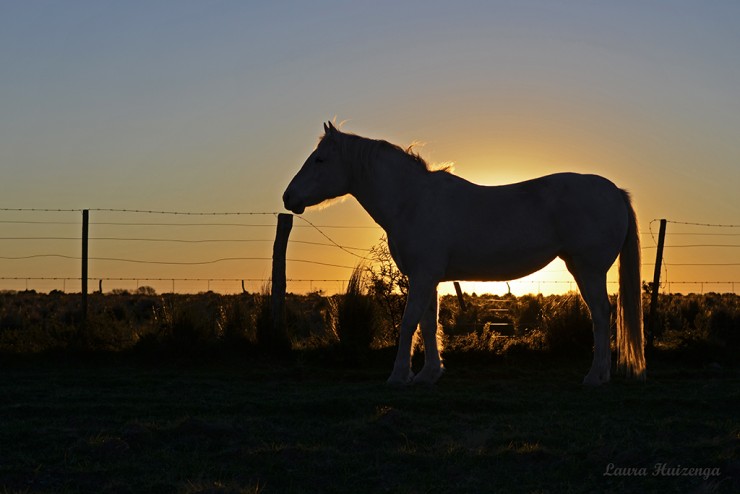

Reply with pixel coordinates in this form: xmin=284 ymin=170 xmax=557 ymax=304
xmin=465 ymin=323 xmax=507 ymax=353
xmin=255 ymin=285 xmax=292 ymax=354
xmin=365 ymin=236 xmax=407 ymax=345
xmin=447 ymin=301 xmax=482 ymax=335
xmin=155 ymin=295 xmax=220 ymax=349
xmin=510 ymin=294 xmax=544 ymax=335
xmin=335 ymin=265 xmax=379 ymax=360
xmin=287 ymin=292 xmax=336 ymax=349
xmin=217 ymin=295 xmax=256 ymax=345
xmin=2 ymin=289 xmax=739 ymax=365
xmin=540 ymin=293 xmax=593 ymax=357
xmin=697 ymin=303 xmax=740 ymax=350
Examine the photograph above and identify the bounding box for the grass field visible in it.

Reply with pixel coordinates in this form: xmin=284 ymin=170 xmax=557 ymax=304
xmin=1 ymin=352 xmax=738 ymax=494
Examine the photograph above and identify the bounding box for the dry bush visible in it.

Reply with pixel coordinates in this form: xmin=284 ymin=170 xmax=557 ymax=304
xmin=335 ymin=265 xmax=380 ymax=360
xmin=540 ymin=293 xmax=593 ymax=357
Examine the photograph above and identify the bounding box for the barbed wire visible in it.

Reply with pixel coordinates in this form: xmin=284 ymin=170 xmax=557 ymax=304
xmin=0 ymin=236 xmax=371 ymax=251
xmin=2 ymin=210 xmax=739 ymax=293
xmin=0 ymin=208 xmax=382 ymax=229
xmin=92 ymin=221 xmax=279 ymax=227
xmin=294 ymin=215 xmax=373 ymax=261
xmin=4 ymin=210 xmax=736 ymax=229
xmin=658 ymin=232 xmax=740 ymax=236
xmin=643 ymin=244 xmax=740 ymax=249
xmin=664 ymin=262 xmax=740 ymax=266
xmin=647 ymin=219 xmax=740 ymax=246
xmin=0 ymin=277 xmax=352 ymax=294
xmin=645 ymin=219 xmax=740 ymax=292
xmin=0 ymin=220 xmax=381 ymax=230
xmin=90 ymin=209 xmax=279 ymax=216
xmin=0 ymin=220 xmax=79 ymax=225
xmin=0 ymin=207 xmax=281 ymax=215
xmin=666 ymin=220 xmax=740 ymax=228
xmin=6 ymin=236 xmax=740 ymax=250
xmin=1 ymin=276 xmax=734 ymax=286
xmin=0 ymin=277 xmax=348 ymax=283
xmin=0 ymin=253 xmax=355 ymax=269
xmin=0 ymin=208 xmax=82 ymax=213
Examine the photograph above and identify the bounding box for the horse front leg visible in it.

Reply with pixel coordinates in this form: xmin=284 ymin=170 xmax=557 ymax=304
xmin=413 ymin=289 xmax=444 ymax=385
xmin=387 ymin=277 xmax=437 ymax=386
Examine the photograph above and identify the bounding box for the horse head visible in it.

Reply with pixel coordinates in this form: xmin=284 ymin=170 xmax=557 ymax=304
xmin=283 ymin=122 xmax=351 ymax=215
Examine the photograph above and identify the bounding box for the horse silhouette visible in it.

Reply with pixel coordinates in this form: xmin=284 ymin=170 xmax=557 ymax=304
xmin=284 ymin=122 xmax=645 ymax=385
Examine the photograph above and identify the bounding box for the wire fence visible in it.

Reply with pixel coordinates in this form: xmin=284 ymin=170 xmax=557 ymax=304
xmin=0 ymin=208 xmax=379 ymax=295
xmin=0 ymin=208 xmax=738 ymax=295
xmin=645 ymin=219 xmax=740 ymax=294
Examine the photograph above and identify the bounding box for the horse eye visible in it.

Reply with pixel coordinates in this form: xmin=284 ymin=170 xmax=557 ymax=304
xmin=315 ymin=157 xmax=324 ymax=164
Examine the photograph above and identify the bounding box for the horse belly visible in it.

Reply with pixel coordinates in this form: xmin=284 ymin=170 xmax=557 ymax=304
xmin=444 ymin=240 xmax=559 ymax=282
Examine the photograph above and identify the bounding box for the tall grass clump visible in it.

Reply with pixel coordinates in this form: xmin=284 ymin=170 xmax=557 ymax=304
xmin=701 ymin=306 xmax=740 ymax=350
xmin=255 ymin=283 xmax=292 ymax=355
xmin=217 ymin=295 xmax=257 ymax=348
xmin=131 ymin=294 xmax=222 ymax=358
xmin=541 ymin=293 xmax=594 ymax=357
xmin=335 ymin=265 xmax=379 ymax=361
xmin=510 ymin=294 xmax=544 ymax=335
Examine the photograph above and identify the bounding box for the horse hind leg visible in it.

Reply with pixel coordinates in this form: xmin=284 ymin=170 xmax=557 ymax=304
xmin=566 ymin=261 xmax=612 ymax=385
xmin=413 ymin=289 xmax=444 ymax=385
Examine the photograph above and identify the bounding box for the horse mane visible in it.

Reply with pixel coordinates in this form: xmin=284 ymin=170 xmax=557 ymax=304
xmin=323 ymin=130 xmax=452 ymax=175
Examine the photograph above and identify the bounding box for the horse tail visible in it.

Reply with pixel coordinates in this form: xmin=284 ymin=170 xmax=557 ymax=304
xmin=617 ymin=190 xmax=646 ymax=380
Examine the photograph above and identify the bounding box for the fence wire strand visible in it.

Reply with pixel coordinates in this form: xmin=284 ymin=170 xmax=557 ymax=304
xmin=1 ymin=210 xmax=739 ymax=294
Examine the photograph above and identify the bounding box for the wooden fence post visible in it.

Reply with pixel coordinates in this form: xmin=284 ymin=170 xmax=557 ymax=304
xmin=647 ymin=219 xmax=667 ymax=348
xmin=81 ymin=209 xmax=89 ymax=332
xmin=268 ymin=213 xmax=293 ymax=352
xmin=453 ymin=281 xmax=466 ymax=311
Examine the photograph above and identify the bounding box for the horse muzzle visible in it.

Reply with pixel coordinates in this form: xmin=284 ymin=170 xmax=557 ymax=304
xmin=282 ymin=190 xmax=306 ymax=215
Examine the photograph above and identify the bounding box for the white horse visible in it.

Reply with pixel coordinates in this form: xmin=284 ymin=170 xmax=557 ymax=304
xmin=284 ymin=122 xmax=645 ymax=385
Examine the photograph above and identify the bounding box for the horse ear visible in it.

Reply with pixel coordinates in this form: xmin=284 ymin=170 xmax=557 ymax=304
xmin=324 ymin=121 xmax=337 ymax=135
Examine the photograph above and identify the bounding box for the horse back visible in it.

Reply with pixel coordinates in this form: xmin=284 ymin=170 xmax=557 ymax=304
xmin=408 ymin=172 xmax=628 ymax=281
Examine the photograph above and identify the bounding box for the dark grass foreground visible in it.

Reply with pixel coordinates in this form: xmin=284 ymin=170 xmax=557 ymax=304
xmin=1 ymin=355 xmax=738 ymax=494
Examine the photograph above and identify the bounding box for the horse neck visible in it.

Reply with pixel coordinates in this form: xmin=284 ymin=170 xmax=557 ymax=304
xmin=347 ymin=143 xmax=425 ymax=233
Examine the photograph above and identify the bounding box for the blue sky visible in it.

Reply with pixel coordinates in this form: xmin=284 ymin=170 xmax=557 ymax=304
xmin=2 ymin=1 xmax=739 ymax=294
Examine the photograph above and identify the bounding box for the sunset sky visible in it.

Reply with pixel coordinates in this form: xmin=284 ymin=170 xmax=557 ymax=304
xmin=2 ymin=1 xmax=739 ymax=295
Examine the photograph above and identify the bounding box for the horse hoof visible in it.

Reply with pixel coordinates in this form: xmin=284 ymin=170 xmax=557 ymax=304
xmin=582 ymin=374 xmax=608 ymax=386
xmin=387 ymin=371 xmax=414 ymax=387
xmin=412 ymin=367 xmax=444 ymax=385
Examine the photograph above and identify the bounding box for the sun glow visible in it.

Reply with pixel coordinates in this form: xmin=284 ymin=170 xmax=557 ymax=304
xmin=458 ymin=153 xmax=566 ymax=189
xmin=437 ymin=259 xmax=620 ymax=297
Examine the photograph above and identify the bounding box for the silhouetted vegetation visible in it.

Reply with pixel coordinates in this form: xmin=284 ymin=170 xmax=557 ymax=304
xmin=364 ymin=235 xmax=407 ymax=346
xmin=335 ymin=266 xmax=380 ymax=362
xmin=1 ymin=287 xmax=738 ymax=366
